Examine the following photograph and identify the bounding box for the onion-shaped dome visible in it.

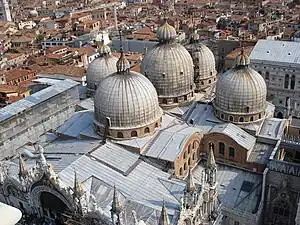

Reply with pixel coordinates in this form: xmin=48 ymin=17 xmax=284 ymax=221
xmin=86 ymin=42 xmax=118 ymax=97
xmin=213 ymin=50 xmax=267 ymax=123
xmin=156 ymin=20 xmax=177 ymax=42
xmin=141 ymin=21 xmax=195 ymax=108
xmin=94 ymin=53 xmax=162 ymax=139
xmin=185 ymin=37 xmax=217 ymax=92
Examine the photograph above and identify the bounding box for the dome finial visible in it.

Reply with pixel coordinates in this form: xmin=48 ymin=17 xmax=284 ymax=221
xmin=234 ymin=47 xmax=250 ymax=67
xmin=157 ymin=18 xmax=177 ymax=42
xmin=116 ymin=48 xmax=130 ymax=73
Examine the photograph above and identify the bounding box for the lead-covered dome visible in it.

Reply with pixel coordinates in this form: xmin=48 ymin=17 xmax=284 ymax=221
xmin=185 ymin=33 xmax=217 ymax=93
xmin=213 ymin=50 xmax=267 ymax=123
xmin=141 ymin=20 xmax=195 ymax=108
xmin=86 ymin=41 xmax=118 ymax=97
xmin=94 ymin=52 xmax=162 ymax=139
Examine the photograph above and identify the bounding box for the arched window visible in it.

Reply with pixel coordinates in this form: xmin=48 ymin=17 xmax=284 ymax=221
xmin=273 ymin=199 xmax=290 ymax=218
xmin=192 ymin=141 xmax=197 ymax=149
xmin=239 ymin=117 xmax=244 ymax=122
xmin=265 ymin=71 xmax=270 ymax=80
xmin=284 ymin=74 xmax=289 ymax=89
xmin=188 ymin=144 xmax=191 ymax=154
xmin=184 ymin=95 xmax=188 ymax=101
xmin=291 ymin=75 xmax=295 ymax=90
xmin=201 ymin=81 xmax=204 ymax=85
xmin=144 ymin=127 xmax=150 ymax=133
xmin=174 ymin=97 xmax=178 ymax=103
xmin=245 ymin=106 xmax=249 ymax=113
xmin=250 ymin=116 xmax=254 ymax=121
xmin=208 ymin=79 xmax=211 ymax=84
xmin=131 ymin=131 xmax=137 ymax=137
xmin=162 ymin=98 xmax=167 ymax=104
xmin=188 ymin=158 xmax=191 ymax=165
xmin=155 ymin=122 xmax=159 ymax=128
xmin=229 ymin=147 xmax=235 ymax=159
xmin=117 ymin=132 xmax=123 ymax=138
xmin=221 ymin=114 xmax=224 ymax=119
xmin=277 ymin=111 xmax=283 ymax=119
xmin=192 ymin=152 xmax=195 ymax=160
xmin=219 ymin=142 xmax=225 ymax=156
xmin=183 ymin=152 xmax=186 ymax=159
xmin=259 ymin=113 xmax=262 ymax=119
xmin=229 ymin=115 xmax=233 ymax=122
xmin=184 ymin=162 xmax=187 ymax=170
xmin=179 ymin=167 xmax=183 ymax=176
xmin=190 ymin=119 xmax=194 ymax=125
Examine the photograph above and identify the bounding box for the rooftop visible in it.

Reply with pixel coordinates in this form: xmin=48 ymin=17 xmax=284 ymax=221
xmin=250 ymin=40 xmax=300 ymax=67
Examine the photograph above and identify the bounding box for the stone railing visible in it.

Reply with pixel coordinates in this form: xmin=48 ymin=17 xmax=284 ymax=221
xmin=268 ymin=159 xmax=300 ymax=176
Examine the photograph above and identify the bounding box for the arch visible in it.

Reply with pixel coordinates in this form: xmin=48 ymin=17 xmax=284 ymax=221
xmin=184 ymin=218 xmax=192 ymax=225
xmin=184 ymin=162 xmax=187 ymax=170
xmin=144 ymin=127 xmax=150 ymax=134
xmin=117 ymin=132 xmax=123 ymax=138
xmin=229 ymin=115 xmax=233 ymax=122
xmin=179 ymin=167 xmax=183 ymax=176
xmin=239 ymin=117 xmax=244 ymax=122
xmin=131 ymin=130 xmax=138 ymax=137
xmin=277 ymin=111 xmax=283 ymax=119
xmin=245 ymin=106 xmax=250 ymax=113
xmin=284 ymin=74 xmax=289 ymax=89
xmin=219 ymin=142 xmax=225 ymax=156
xmin=162 ymin=98 xmax=167 ymax=104
xmin=188 ymin=144 xmax=191 ymax=154
xmin=229 ymin=147 xmax=235 ymax=159
xmin=221 ymin=113 xmax=224 ymax=119
xmin=272 ymin=199 xmax=291 ymax=224
xmin=174 ymin=97 xmax=178 ymax=103
xmin=259 ymin=113 xmax=262 ymax=119
xmin=184 ymin=95 xmax=188 ymax=101
xmin=40 ymin=192 xmax=68 ymax=217
xmin=183 ymin=152 xmax=186 ymax=159
xmin=250 ymin=116 xmax=254 ymax=121
xmin=188 ymin=158 xmax=191 ymax=166
xmin=291 ymin=75 xmax=295 ymax=89
xmin=192 ymin=152 xmax=195 ymax=160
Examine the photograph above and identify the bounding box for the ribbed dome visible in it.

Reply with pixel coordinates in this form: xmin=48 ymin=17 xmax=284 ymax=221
xmin=213 ymin=52 xmax=267 ymax=122
xmin=86 ymin=52 xmax=118 ymax=96
xmin=94 ymin=71 xmax=162 ymax=130
xmin=116 ymin=52 xmax=130 ymax=73
xmin=156 ymin=20 xmax=177 ymax=42
xmin=234 ymin=49 xmax=250 ymax=67
xmin=186 ymin=43 xmax=216 ymax=80
xmin=141 ymin=43 xmax=195 ymax=106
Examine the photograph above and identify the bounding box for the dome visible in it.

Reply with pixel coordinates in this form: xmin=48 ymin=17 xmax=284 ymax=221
xmin=86 ymin=44 xmax=118 ymax=97
xmin=156 ymin=20 xmax=177 ymax=42
xmin=94 ymin=54 xmax=162 ymax=139
xmin=141 ymin=22 xmax=195 ymax=108
xmin=29 ymin=9 xmax=38 ymax=17
xmin=185 ymin=41 xmax=217 ymax=92
xmin=213 ymin=51 xmax=267 ymax=123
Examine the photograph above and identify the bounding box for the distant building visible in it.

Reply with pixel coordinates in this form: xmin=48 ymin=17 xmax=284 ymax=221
xmin=250 ymin=40 xmax=300 ymax=119
xmin=0 ymin=0 xmax=11 ymax=21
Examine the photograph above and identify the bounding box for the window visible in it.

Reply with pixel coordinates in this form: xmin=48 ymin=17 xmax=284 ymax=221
xmin=284 ymin=74 xmax=289 ymax=89
xmin=131 ymin=130 xmax=137 ymax=137
xmin=245 ymin=106 xmax=249 ymax=113
xmin=184 ymin=162 xmax=187 ymax=170
xmin=250 ymin=116 xmax=254 ymax=121
xmin=144 ymin=127 xmax=150 ymax=133
xmin=192 ymin=152 xmax=195 ymax=160
xmin=219 ymin=142 xmax=225 ymax=156
xmin=155 ymin=122 xmax=159 ymax=128
xmin=265 ymin=71 xmax=269 ymax=80
xmin=258 ymin=71 xmax=262 ymax=74
xmin=188 ymin=158 xmax=191 ymax=165
xmin=291 ymin=75 xmax=295 ymax=89
xmin=183 ymin=152 xmax=186 ymax=159
xmin=179 ymin=167 xmax=183 ymax=176
xmin=273 ymin=200 xmax=290 ymax=217
xmin=234 ymin=222 xmax=239 ymax=225
xmin=229 ymin=116 xmax=233 ymax=122
xmin=117 ymin=132 xmax=123 ymax=138
xmin=239 ymin=117 xmax=244 ymax=122
xmin=228 ymin=146 xmax=235 ymax=158
xmin=221 ymin=113 xmax=224 ymax=119
xmin=208 ymin=79 xmax=211 ymax=84
xmin=188 ymin=144 xmax=191 ymax=154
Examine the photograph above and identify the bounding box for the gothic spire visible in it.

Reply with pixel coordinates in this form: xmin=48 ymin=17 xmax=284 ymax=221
xmin=111 ymin=185 xmax=122 ymax=215
xmin=207 ymin=143 xmax=217 ymax=169
xmin=158 ymin=200 xmax=170 ymax=225
xmin=186 ymin=167 xmax=195 ymax=193
xmin=73 ymin=170 xmax=83 ymax=199
xmin=18 ymin=155 xmax=28 ymax=180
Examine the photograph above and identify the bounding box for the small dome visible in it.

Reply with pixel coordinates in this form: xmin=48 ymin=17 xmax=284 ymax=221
xmin=213 ymin=51 xmax=267 ymax=123
xmin=156 ymin=20 xmax=177 ymax=42
xmin=29 ymin=9 xmax=38 ymax=17
xmin=94 ymin=65 xmax=162 ymax=139
xmin=86 ymin=50 xmax=118 ymax=96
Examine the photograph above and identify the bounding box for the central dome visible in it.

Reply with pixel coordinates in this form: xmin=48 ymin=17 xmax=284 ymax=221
xmin=141 ymin=20 xmax=195 ymax=108
xmin=86 ymin=41 xmax=118 ymax=97
xmin=213 ymin=50 xmax=267 ymax=123
xmin=94 ymin=52 xmax=162 ymax=139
